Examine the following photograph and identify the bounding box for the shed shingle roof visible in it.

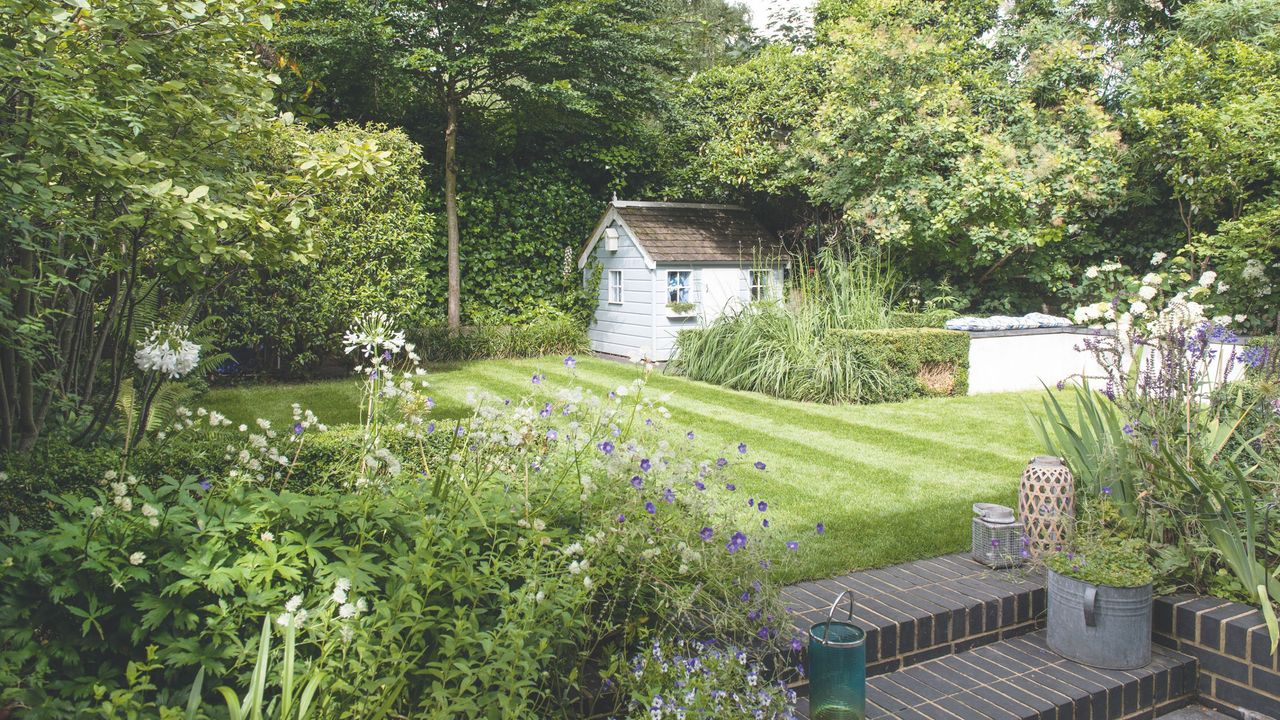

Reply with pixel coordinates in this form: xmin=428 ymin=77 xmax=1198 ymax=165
xmin=608 ymin=202 xmax=784 ymax=263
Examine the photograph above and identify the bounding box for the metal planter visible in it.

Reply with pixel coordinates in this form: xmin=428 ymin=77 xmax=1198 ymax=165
xmin=1046 ymin=568 xmax=1153 ymax=670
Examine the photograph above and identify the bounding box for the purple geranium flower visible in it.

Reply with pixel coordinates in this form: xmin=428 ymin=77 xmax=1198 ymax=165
xmin=1102 ymin=486 xmax=1112 ymax=496
xmin=426 ymin=396 xmax=435 ymax=409
xmin=198 ymin=479 xmax=212 ymax=492
xmin=640 ymin=458 xmax=652 ymax=472
xmin=725 ymin=483 xmax=736 ymax=491
xmin=617 ymin=513 xmax=625 ymax=523
xmin=293 ymin=423 xmax=304 ymax=435
xmin=790 ymin=638 xmax=803 ymax=652
xmin=716 ymin=457 xmax=727 ymax=468
xmin=748 ymin=497 xmax=754 ymax=507
xmin=546 ymin=429 xmax=558 ymax=441
xmin=631 ymin=475 xmax=644 ymax=490
xmin=599 ymin=441 xmax=615 ymax=454
xmin=762 ymin=519 xmax=769 ymax=528
xmin=816 ymin=522 xmax=825 ymax=535
xmin=694 ymin=480 xmax=706 ymax=491
xmin=662 ymin=487 xmax=676 ymax=503
xmin=686 ymin=431 xmax=695 ymax=440
xmin=564 ymin=356 xmax=576 ymax=369
xmin=754 ymin=461 xmax=766 ymax=470
xmin=645 ymin=501 xmax=657 ymax=515
xmin=540 ymin=403 xmax=552 ymax=418
xmin=700 ymin=527 xmax=714 ymax=541
xmin=757 ymin=501 xmax=767 ymax=512
xmin=427 ymin=421 xmax=436 ymax=434
xmin=738 ymin=442 xmax=748 ymax=454
xmin=726 ymin=531 xmax=748 ymax=554
xmin=786 ymin=541 xmax=799 ymax=551
xmin=531 ymin=373 xmax=544 ymax=385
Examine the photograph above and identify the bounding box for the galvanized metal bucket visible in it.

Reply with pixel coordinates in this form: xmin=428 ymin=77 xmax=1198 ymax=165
xmin=1046 ymin=568 xmax=1153 ymax=669
xmin=808 ymin=589 xmax=866 ymax=720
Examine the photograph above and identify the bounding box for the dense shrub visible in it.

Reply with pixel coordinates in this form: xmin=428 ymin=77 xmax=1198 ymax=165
xmin=829 ymin=328 xmax=970 ymax=400
xmin=407 ymin=314 xmax=589 ymax=362
xmin=0 ymin=349 xmax=806 ymax=717
xmin=0 ymin=442 xmax=117 ymax=529
xmin=212 ymin=124 xmax=435 ymax=376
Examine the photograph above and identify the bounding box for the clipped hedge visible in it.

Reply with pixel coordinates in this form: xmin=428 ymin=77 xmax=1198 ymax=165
xmin=828 ymin=328 xmax=970 ymax=400
xmin=408 ymin=316 xmax=589 ymax=362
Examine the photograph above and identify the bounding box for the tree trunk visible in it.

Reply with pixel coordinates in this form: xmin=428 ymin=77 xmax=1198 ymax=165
xmin=444 ymin=96 xmax=461 ymax=331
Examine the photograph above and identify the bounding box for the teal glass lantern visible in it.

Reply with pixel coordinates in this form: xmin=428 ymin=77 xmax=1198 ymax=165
xmin=807 ymin=590 xmax=866 ymax=720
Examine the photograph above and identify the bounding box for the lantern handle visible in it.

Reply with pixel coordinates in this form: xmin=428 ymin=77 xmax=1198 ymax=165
xmin=826 ymin=588 xmax=856 ymax=627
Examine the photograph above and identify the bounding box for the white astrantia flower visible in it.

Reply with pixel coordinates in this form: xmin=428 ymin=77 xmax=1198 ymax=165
xmin=260 ymin=531 xmax=274 ymax=543
xmin=331 ymin=578 xmax=351 ymax=604
xmin=134 ymin=324 xmax=200 ymax=379
xmin=285 ymin=594 xmax=304 ymax=613
xmin=129 ymin=551 xmax=146 ymax=566
xmin=91 ymin=506 xmax=104 ymax=519
xmin=338 ymin=603 xmax=357 ymax=619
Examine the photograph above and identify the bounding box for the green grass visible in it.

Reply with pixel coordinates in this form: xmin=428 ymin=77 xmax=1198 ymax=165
xmin=200 ymin=357 xmax=1057 ymax=583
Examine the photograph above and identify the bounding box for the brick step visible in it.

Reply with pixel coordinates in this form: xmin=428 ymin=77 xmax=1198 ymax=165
xmin=784 ymin=553 xmax=1045 ymax=676
xmin=796 ymin=630 xmax=1198 ymax=720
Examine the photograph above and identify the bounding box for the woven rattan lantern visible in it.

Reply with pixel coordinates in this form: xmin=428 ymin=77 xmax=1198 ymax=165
xmin=1018 ymin=456 xmax=1074 ymax=558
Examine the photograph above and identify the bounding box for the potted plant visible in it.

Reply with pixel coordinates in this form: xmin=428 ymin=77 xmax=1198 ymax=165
xmin=1045 ymin=533 xmax=1154 ymax=669
xmin=666 ymin=301 xmax=697 ymax=317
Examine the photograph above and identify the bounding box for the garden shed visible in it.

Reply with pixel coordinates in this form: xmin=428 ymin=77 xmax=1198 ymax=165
xmin=578 ymin=200 xmax=787 ymax=361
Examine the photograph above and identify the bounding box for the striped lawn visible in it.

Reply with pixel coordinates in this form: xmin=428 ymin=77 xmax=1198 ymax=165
xmin=200 ymin=356 xmax=1055 ymax=583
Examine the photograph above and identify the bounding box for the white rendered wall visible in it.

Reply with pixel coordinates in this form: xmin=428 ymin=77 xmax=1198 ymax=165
xmin=966 ymin=331 xmax=1247 ymax=395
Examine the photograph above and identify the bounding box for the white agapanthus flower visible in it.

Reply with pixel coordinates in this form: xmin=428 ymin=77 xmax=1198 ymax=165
xmin=343 ymin=311 xmax=406 ymax=358
xmin=134 ymin=324 xmax=201 ymax=379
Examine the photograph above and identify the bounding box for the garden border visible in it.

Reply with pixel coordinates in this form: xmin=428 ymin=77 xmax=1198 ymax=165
xmin=1154 ymin=595 xmax=1280 ymax=718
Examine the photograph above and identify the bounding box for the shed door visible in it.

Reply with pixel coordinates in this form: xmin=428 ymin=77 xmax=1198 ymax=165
xmin=701 ymin=268 xmax=744 ymax=322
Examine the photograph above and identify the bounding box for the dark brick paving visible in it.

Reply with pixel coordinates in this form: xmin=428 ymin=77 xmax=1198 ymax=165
xmin=796 ymin=631 xmax=1197 ymax=720
xmin=787 ymin=554 xmax=1200 ymax=719
xmin=784 ymin=553 xmax=1046 ymax=676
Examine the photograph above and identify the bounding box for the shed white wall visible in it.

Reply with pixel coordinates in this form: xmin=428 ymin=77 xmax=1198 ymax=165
xmin=585 ymin=220 xmax=654 ymax=359
xmin=967 ymin=331 xmax=1247 ymax=394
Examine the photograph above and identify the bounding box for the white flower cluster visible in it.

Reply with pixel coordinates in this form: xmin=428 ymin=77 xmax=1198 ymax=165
xmin=276 ymin=578 xmax=371 ymax=635
xmin=134 ymin=324 xmax=201 ymax=379
xmin=343 ymin=311 xmax=407 ymax=359
xmin=1072 ymin=263 xmax=1245 ymax=339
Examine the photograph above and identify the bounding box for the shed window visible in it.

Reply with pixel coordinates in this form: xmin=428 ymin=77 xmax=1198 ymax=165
xmin=667 ymin=271 xmax=691 ymax=304
xmin=608 ymin=270 xmax=624 ymax=304
xmin=750 ymin=269 xmax=771 ymax=301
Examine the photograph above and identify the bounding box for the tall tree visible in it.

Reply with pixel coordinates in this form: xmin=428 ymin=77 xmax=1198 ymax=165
xmin=369 ymin=0 xmax=672 ymax=329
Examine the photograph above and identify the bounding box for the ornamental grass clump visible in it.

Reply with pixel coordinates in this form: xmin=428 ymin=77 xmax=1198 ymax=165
xmin=669 ymin=246 xmax=899 ymax=403
xmin=0 ymin=316 xmax=817 ymax=718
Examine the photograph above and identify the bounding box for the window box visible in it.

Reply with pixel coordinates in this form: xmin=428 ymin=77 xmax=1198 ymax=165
xmin=666 ymin=301 xmax=698 ymax=318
